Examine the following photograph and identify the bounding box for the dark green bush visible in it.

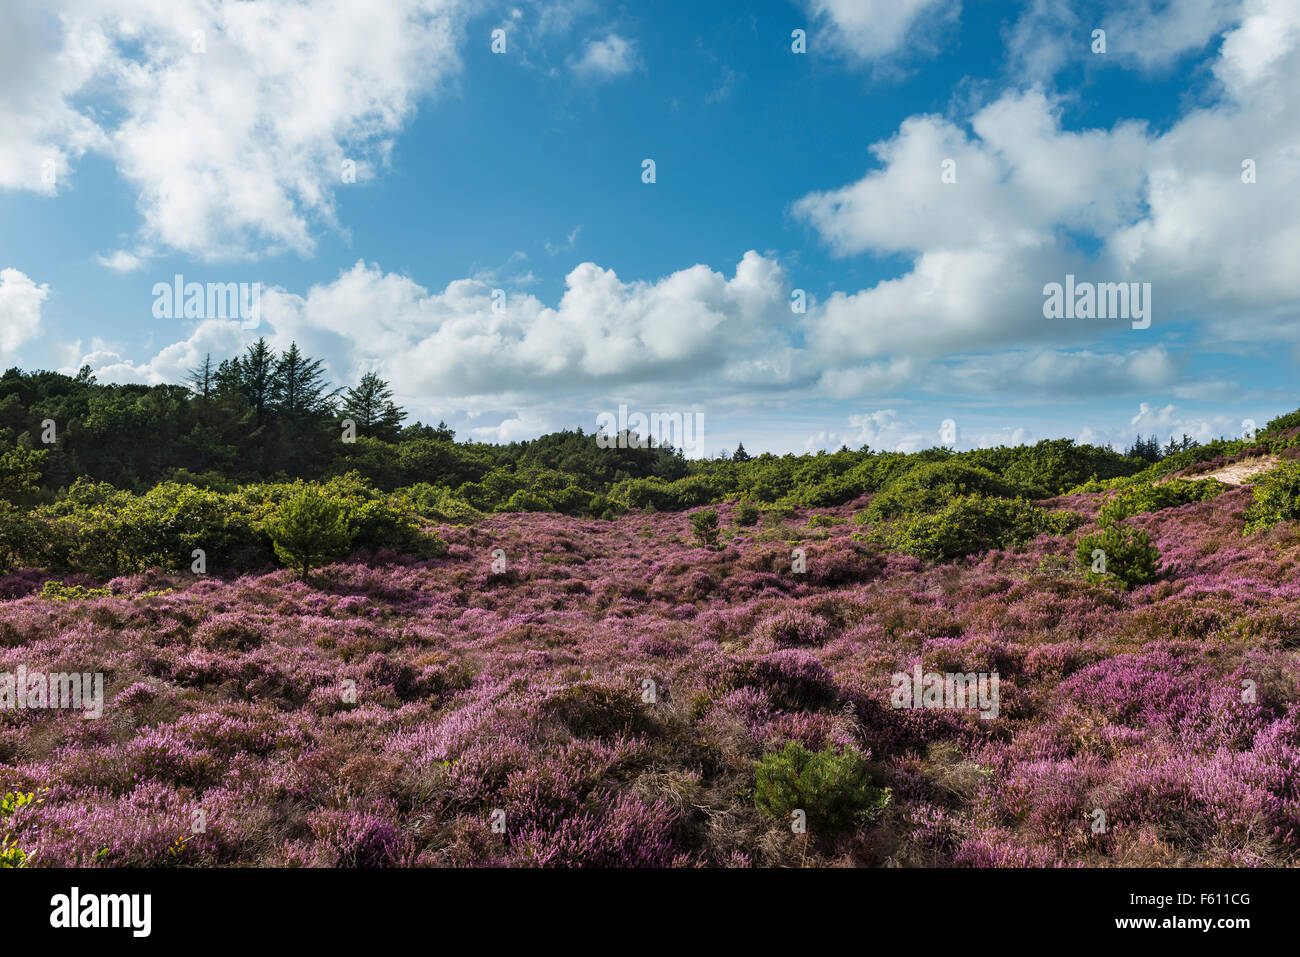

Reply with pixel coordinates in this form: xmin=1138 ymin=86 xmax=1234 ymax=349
xmin=754 ymin=742 xmax=889 ymax=832
xmin=733 ymin=500 xmax=760 ymax=527
xmin=865 ymin=461 xmax=1027 ymax=524
xmin=614 ymin=474 xmax=723 ymax=511
xmin=799 ymin=474 xmax=867 ymax=507
xmin=1244 ymin=460 xmax=1300 ymax=534
xmin=690 ymin=509 xmax=720 ymax=548
xmin=312 ymin=474 xmax=445 ymax=559
xmin=963 ymin=438 xmax=1143 ymax=497
xmin=398 ymin=483 xmax=482 ymax=524
xmin=6 ymin=473 xmax=444 ymax=578
xmin=504 ymin=489 xmax=550 ymax=512
xmin=872 ymin=494 xmax=1077 ymax=561
xmin=265 ymin=485 xmax=355 ymax=581
xmin=1075 ymin=522 xmax=1161 ymax=589
xmin=1098 ymin=478 xmax=1229 ymax=525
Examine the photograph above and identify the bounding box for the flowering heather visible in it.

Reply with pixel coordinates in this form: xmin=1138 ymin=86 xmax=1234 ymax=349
xmin=2 ymin=488 xmax=1299 ymax=867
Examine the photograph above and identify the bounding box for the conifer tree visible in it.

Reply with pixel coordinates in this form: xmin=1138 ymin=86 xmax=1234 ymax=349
xmin=341 ymin=371 xmax=406 ymax=438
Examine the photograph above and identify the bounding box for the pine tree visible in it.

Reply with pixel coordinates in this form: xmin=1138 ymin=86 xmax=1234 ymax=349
xmin=272 ymin=343 xmax=337 ymax=418
xmin=239 ymin=338 xmax=277 ymax=425
xmin=733 ymin=441 xmax=751 ymax=462
xmin=213 ymin=358 xmax=243 ymax=398
xmin=341 ymin=371 xmax=406 ymax=438
xmin=1125 ymin=433 xmax=1162 ymax=463
xmin=265 ymin=485 xmax=355 ymax=582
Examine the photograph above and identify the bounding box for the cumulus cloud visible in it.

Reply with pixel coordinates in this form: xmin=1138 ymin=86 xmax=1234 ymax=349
xmin=0 ymin=268 xmax=48 ymax=360
xmin=85 ymin=253 xmax=800 ymax=424
xmin=0 ymin=1 xmax=107 ymax=193
xmin=801 ymin=0 xmax=960 ymax=64
xmin=1006 ymin=0 xmax=1244 ymax=82
xmin=796 ymin=0 xmax=1300 ymax=370
xmin=1129 ymin=401 xmax=1235 ymax=444
xmin=52 ymin=1 xmax=1300 ymax=439
xmin=0 ymin=0 xmax=465 ymax=260
xmin=64 ymin=319 xmax=247 ymax=385
xmin=808 ymin=409 xmax=933 ymax=453
xmin=569 ymin=33 xmax=638 ymax=80
xmin=468 ymin=410 xmax=559 ymax=443
xmin=267 ymin=252 xmax=795 ymax=405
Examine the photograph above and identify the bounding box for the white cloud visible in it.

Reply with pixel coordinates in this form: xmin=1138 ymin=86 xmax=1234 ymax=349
xmin=1071 ymin=402 xmax=1244 ymax=450
xmin=974 ymin=426 xmax=1034 ymax=449
xmin=89 ymin=252 xmax=799 ymax=422
xmin=65 ymin=319 xmax=247 ymax=385
xmin=94 ymin=250 xmax=147 ymax=273
xmin=940 ymin=347 xmax=1182 ymax=396
xmin=468 ymin=411 xmax=558 ymax=443
xmin=804 ymin=430 xmax=848 ymax=453
xmin=1007 ymin=0 xmax=1244 ymax=82
xmin=795 ymin=0 xmax=1300 ymax=365
xmin=569 ymin=33 xmax=637 ymax=80
xmin=0 ymin=1 xmax=107 ymax=193
xmin=0 ymin=268 xmax=48 ymax=360
xmin=802 ymin=0 xmax=959 ymax=64
xmin=809 ymin=409 xmax=931 ymax=453
xmin=1 ymin=0 xmax=466 ymax=259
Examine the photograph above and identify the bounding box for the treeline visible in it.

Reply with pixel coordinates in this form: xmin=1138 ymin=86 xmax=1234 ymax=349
xmin=0 ymin=341 xmax=688 ymax=505
xmin=2 ymin=343 xmax=1298 ymax=524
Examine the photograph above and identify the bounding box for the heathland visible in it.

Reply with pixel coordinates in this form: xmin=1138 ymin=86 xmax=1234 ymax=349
xmin=2 ymin=352 xmax=1299 ymax=866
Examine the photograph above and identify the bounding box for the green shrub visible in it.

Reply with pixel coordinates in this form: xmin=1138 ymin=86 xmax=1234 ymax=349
xmin=762 ymin=504 xmax=796 ymax=525
xmin=865 ymin=461 xmax=1026 ymax=524
xmin=11 ymin=474 xmax=443 ymax=578
xmin=690 ymin=509 xmax=720 ymax=548
xmin=1075 ymin=522 xmax=1160 ymax=589
xmin=588 ymin=493 xmax=626 ymax=520
xmin=872 ymin=494 xmax=1077 ymax=561
xmin=614 ymin=474 xmax=722 ymax=511
xmin=546 ymin=485 xmax=594 ymax=516
xmin=265 ymin=485 xmax=356 ymax=581
xmin=1263 ymin=409 xmax=1300 ymax=435
xmin=1066 ymin=473 xmax=1128 ymax=495
xmin=799 ymin=474 xmax=867 ymax=507
xmin=754 ymin=742 xmax=889 ymax=832
xmin=963 ymin=438 xmax=1143 ymax=497
xmin=805 ymin=513 xmax=840 ymax=528
xmin=1097 ymin=478 xmax=1229 ymax=525
xmin=0 ymin=503 xmax=44 ymax=573
xmin=1 ymin=789 xmax=45 ymax=868
xmin=504 ymin=489 xmax=550 ymax=512
xmin=733 ymin=500 xmax=760 ymax=527
xmin=0 ymin=447 xmax=46 ymax=503
xmin=40 ymin=580 xmax=113 ymax=601
xmin=36 ymin=481 xmax=272 ymax=576
xmin=314 ymin=474 xmax=445 ymax=559
xmin=1244 ymin=460 xmax=1300 ymax=534
xmin=399 ymin=483 xmax=482 ymax=524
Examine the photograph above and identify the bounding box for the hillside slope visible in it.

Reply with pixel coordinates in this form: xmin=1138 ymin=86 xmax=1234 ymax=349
xmin=3 ymin=481 xmax=1299 ymax=867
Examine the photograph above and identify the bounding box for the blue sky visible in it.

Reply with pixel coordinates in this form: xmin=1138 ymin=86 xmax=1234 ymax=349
xmin=1 ymin=0 xmax=1297 ymax=456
